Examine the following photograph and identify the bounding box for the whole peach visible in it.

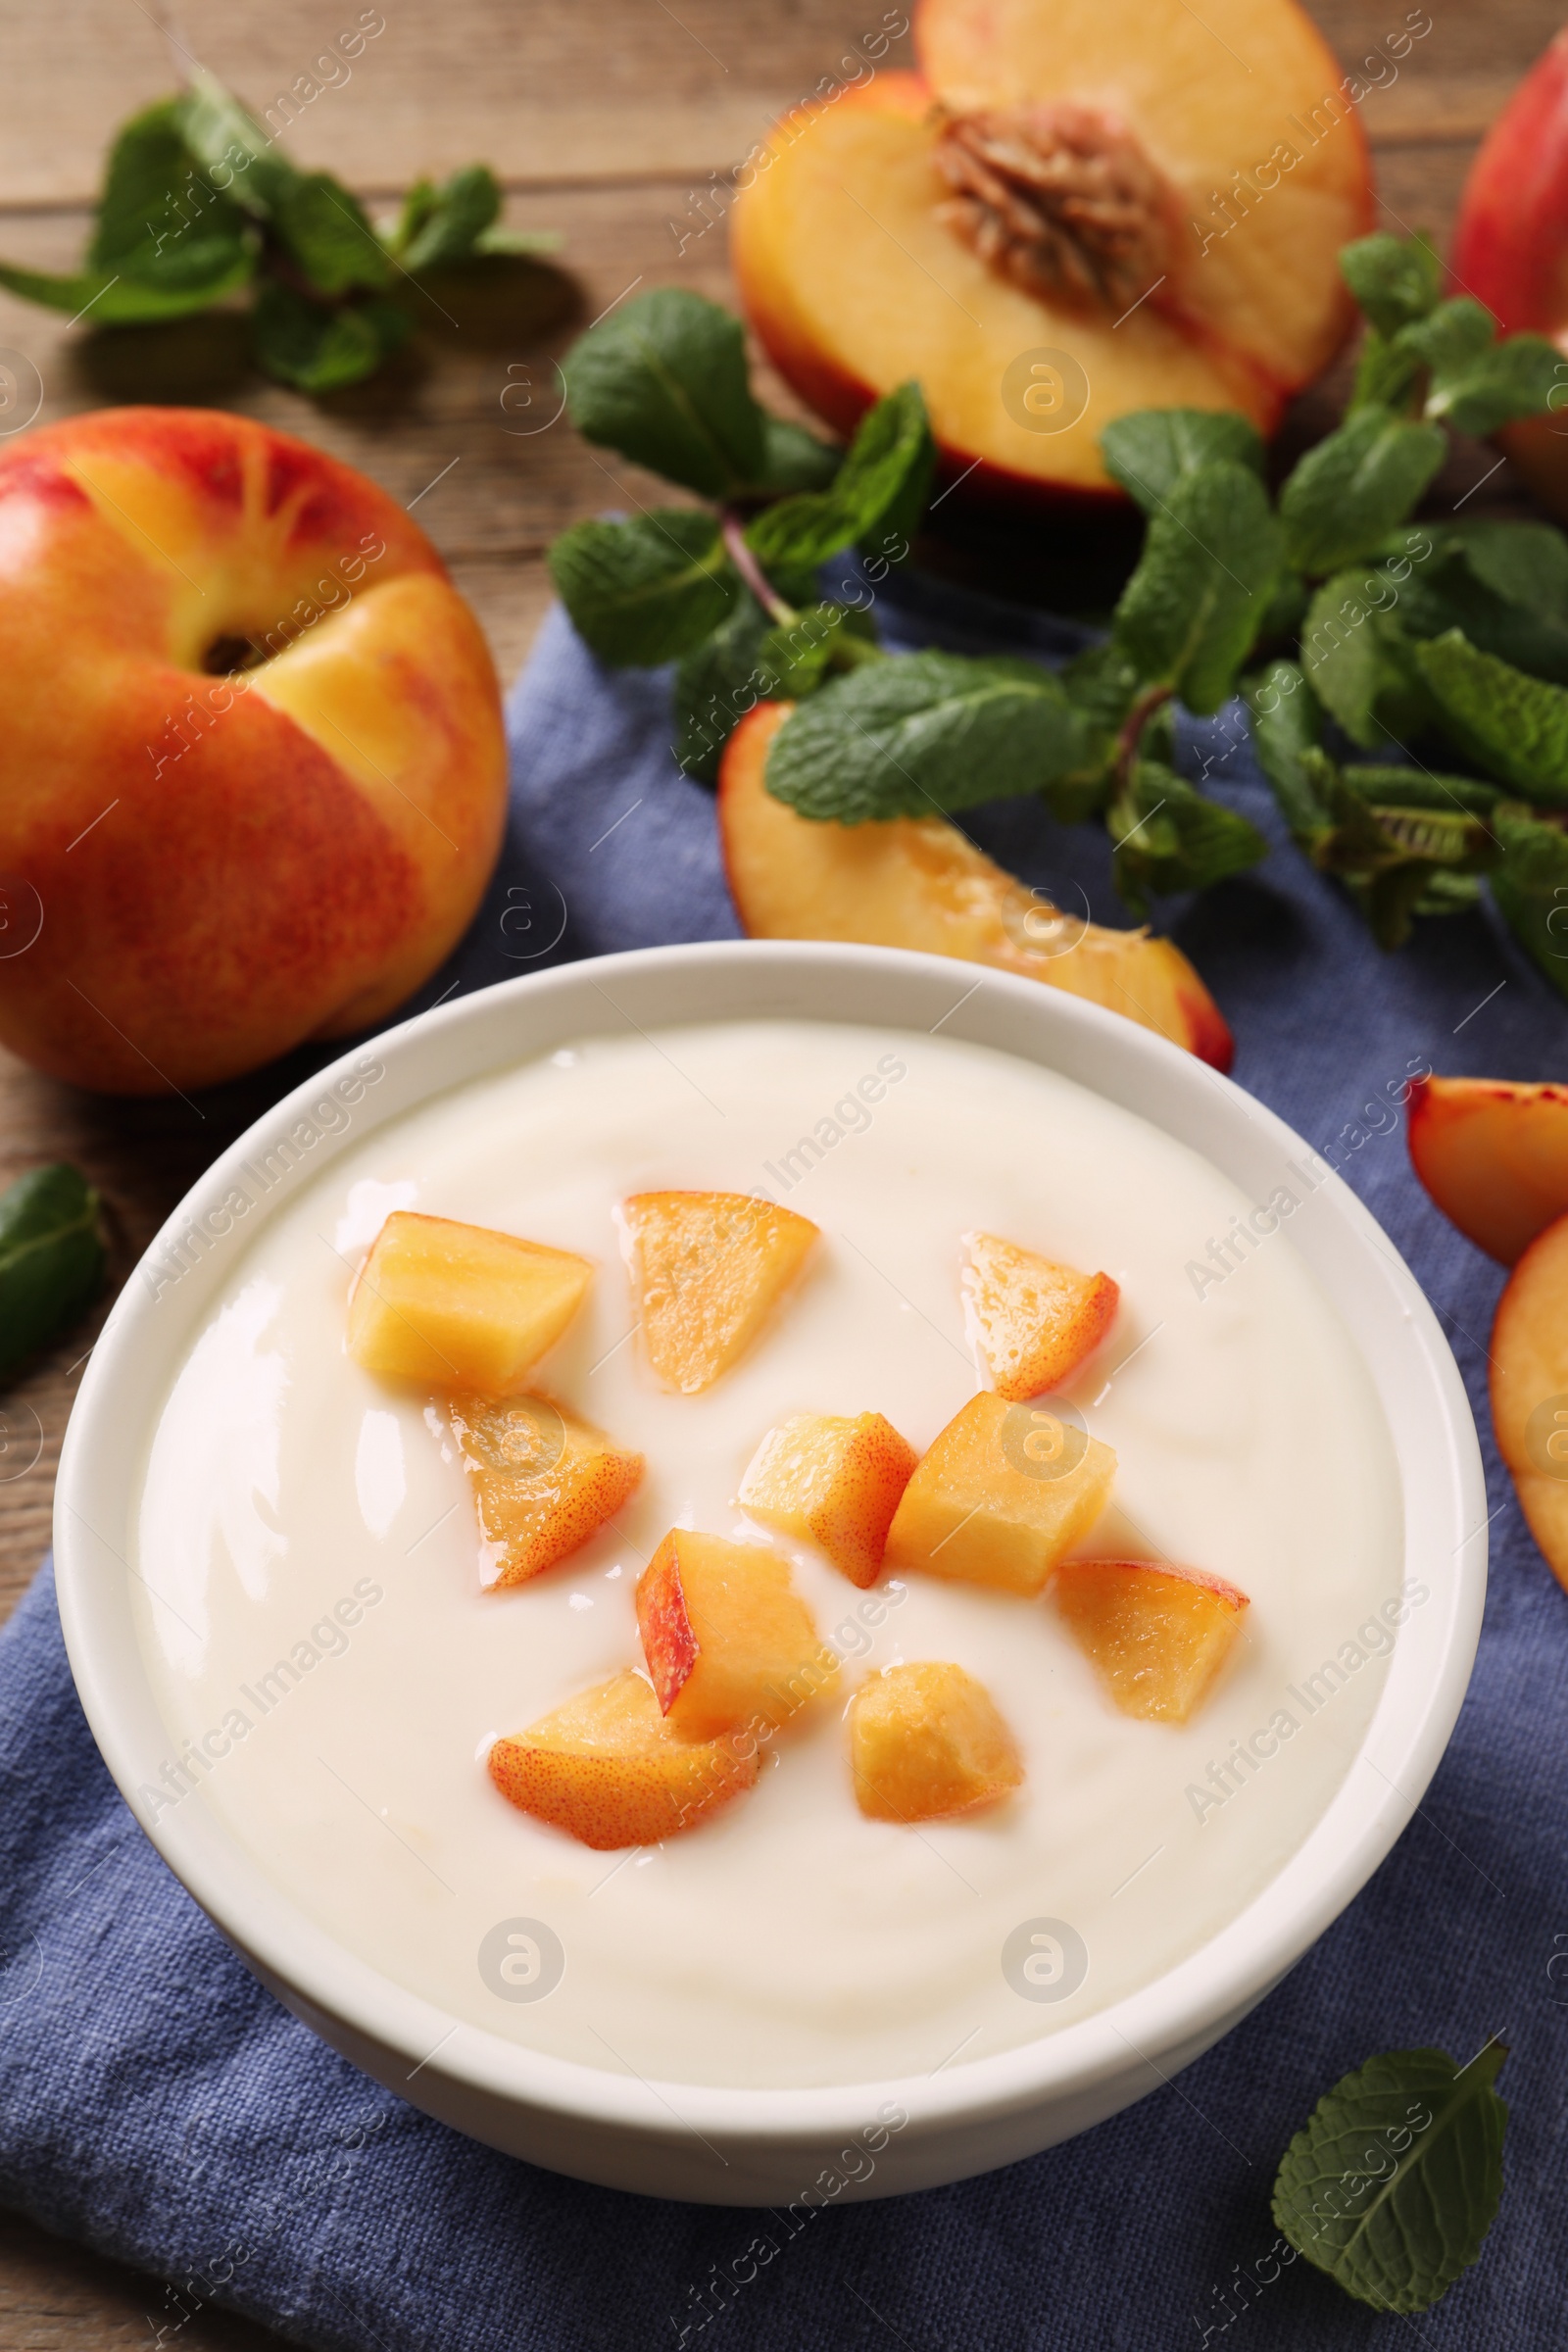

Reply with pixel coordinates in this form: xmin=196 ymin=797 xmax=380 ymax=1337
xmin=0 ymin=408 xmax=507 ymax=1094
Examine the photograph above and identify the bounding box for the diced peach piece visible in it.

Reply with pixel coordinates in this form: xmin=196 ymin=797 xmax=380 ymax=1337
xmin=621 ymin=1190 xmax=818 ymax=1393
xmin=636 ymin=1527 xmax=839 ymax=1739
xmin=1054 ymin=1558 xmax=1249 ymax=1722
xmin=348 ymin=1210 xmax=592 ymax=1392
xmin=1408 ymin=1075 xmax=1568 ymax=1266
xmin=738 ymin=1410 xmax=918 ymax=1587
xmin=883 ymin=1392 xmax=1116 ymax=1595
xmin=963 ymin=1231 xmax=1119 ymax=1401
xmin=488 ymin=1671 xmax=759 ymax=1849
xmin=444 ymin=1392 xmax=644 ymax=1588
xmin=1491 ymin=1209 xmax=1568 ymax=1594
xmin=850 ymin=1661 xmax=1023 ymax=1823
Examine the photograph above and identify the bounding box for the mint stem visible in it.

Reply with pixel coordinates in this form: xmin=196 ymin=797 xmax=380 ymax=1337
xmin=720 ymin=512 xmax=797 ymax=626
xmin=1113 ymin=681 xmax=1175 ymax=791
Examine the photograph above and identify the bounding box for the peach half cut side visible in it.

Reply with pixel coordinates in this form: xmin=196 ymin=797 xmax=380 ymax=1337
xmin=444 ymin=1392 xmax=644 ymax=1588
xmin=347 ymin=1211 xmax=593 ymax=1393
xmin=731 ymin=0 xmax=1370 ymax=505
xmin=1053 ymin=1557 xmax=1249 ymax=1723
xmin=719 ymin=702 xmax=1234 ymax=1069
xmin=1407 ymin=1075 xmax=1568 ymax=1266
xmin=849 ymin=1661 xmax=1024 ymax=1823
xmin=962 ymin=1229 xmax=1119 ymax=1401
xmin=635 ymin=1527 xmax=839 ymax=1740
xmin=488 ymin=1671 xmax=760 ymax=1850
xmin=620 ymin=1188 xmax=819 ymax=1394
xmin=1491 ymin=1210 xmax=1568 ymax=1595
xmin=738 ymin=1409 xmax=919 ymax=1587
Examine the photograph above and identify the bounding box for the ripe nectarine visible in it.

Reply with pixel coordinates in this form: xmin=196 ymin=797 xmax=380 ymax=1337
xmin=1054 ymin=1557 xmax=1248 ymax=1721
xmin=1491 ymin=1209 xmax=1568 ymax=1594
xmin=0 ymin=409 xmax=506 ymax=1093
xmin=488 ymin=1670 xmax=760 ymax=1849
xmin=739 ymin=1408 xmax=919 ymax=1586
xmin=446 ymin=1392 xmax=644 ymax=1587
xmin=731 ymin=0 xmax=1371 ymax=504
xmin=963 ymin=1229 xmax=1118 ymax=1400
xmin=883 ymin=1390 xmax=1117 ymax=1594
xmin=718 ymin=703 xmax=1234 ymax=1068
xmin=621 ymin=1189 xmax=818 ymax=1393
xmin=348 ymin=1211 xmax=593 ymax=1392
xmin=849 ymin=1661 xmax=1023 ymax=1822
xmin=1408 ymin=1076 xmax=1568 ymax=1266
xmin=636 ymin=1528 xmax=839 ymax=1738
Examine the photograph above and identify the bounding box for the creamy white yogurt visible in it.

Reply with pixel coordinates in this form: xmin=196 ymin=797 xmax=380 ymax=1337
xmin=131 ymin=1020 xmax=1403 ymax=2089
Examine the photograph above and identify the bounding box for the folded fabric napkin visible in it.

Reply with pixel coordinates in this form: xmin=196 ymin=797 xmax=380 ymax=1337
xmin=4 ymin=573 xmax=1567 ymax=2352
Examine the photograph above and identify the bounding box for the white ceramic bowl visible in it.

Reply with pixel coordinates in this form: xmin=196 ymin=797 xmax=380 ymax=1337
xmin=56 ymin=943 xmax=1486 ymax=2205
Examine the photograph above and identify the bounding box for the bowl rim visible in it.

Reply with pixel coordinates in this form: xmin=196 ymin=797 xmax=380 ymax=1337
xmin=55 ymin=940 xmax=1488 ymax=2150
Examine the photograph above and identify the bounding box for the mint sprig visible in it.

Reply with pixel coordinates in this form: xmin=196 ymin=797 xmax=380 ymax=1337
xmin=0 ymin=71 xmax=548 ymax=392
xmin=1273 ymin=2040 xmax=1508 ymax=2314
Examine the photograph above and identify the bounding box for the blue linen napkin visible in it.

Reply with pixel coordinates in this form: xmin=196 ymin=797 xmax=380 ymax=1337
xmin=4 ymin=572 xmax=1567 ymax=2352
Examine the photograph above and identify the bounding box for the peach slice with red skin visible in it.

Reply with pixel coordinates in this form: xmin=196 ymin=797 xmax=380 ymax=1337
xmin=444 ymin=1392 xmax=644 ymax=1588
xmin=1491 ymin=1209 xmax=1568 ymax=1594
xmin=1054 ymin=1558 xmax=1248 ymax=1722
xmin=883 ymin=1390 xmax=1117 ymax=1595
xmin=621 ymin=1189 xmax=818 ymax=1394
xmin=348 ymin=1210 xmax=592 ymax=1393
xmin=718 ymin=703 xmax=1234 ymax=1070
xmin=739 ymin=1409 xmax=919 ymax=1587
xmin=850 ymin=1661 xmax=1023 ymax=1823
xmin=731 ymin=0 xmax=1370 ymax=510
xmin=1407 ymin=1076 xmax=1568 ymax=1266
xmin=488 ymin=1671 xmax=759 ymax=1849
xmin=636 ymin=1527 xmax=839 ymax=1739
xmin=963 ymin=1230 xmax=1119 ymax=1400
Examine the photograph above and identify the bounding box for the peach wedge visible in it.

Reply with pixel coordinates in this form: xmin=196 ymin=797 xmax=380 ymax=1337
xmin=1408 ymin=1075 xmax=1568 ymax=1265
xmin=636 ymin=1528 xmax=839 ymax=1739
xmin=884 ymin=1392 xmax=1116 ymax=1595
xmin=488 ymin=1671 xmax=759 ymax=1849
xmin=445 ymin=1392 xmax=644 ymax=1588
xmin=1492 ymin=1209 xmax=1568 ymax=1593
xmin=348 ymin=1210 xmax=592 ymax=1392
xmin=850 ymin=1662 xmax=1023 ymax=1824
xmin=719 ymin=704 xmax=1234 ymax=1068
xmin=621 ymin=1190 xmax=818 ymax=1393
xmin=1054 ymin=1558 xmax=1249 ymax=1723
xmin=739 ymin=1409 xmax=918 ymax=1587
xmin=963 ymin=1231 xmax=1119 ymax=1401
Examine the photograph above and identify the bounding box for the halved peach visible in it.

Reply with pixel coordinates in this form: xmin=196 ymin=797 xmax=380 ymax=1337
xmin=963 ymin=1230 xmax=1119 ymax=1400
xmin=1491 ymin=1209 xmax=1568 ymax=1593
xmin=1408 ymin=1076 xmax=1568 ymax=1266
xmin=488 ymin=1670 xmax=759 ymax=1849
xmin=718 ymin=703 xmax=1234 ymax=1069
xmin=1054 ymin=1557 xmax=1248 ymax=1722
xmin=621 ymin=1189 xmax=818 ymax=1393
xmin=732 ymin=0 xmax=1370 ymax=507
xmin=445 ymin=1392 xmax=644 ymax=1588
xmin=883 ymin=1390 xmax=1116 ymax=1594
xmin=348 ymin=1210 xmax=592 ymax=1392
xmin=849 ymin=1661 xmax=1023 ymax=1823
xmin=739 ymin=1409 xmax=919 ymax=1587
xmin=636 ymin=1527 xmax=839 ymax=1738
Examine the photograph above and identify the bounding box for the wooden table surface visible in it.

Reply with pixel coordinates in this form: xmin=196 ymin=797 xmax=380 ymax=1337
xmin=0 ymin=2 xmax=1556 ymax=2342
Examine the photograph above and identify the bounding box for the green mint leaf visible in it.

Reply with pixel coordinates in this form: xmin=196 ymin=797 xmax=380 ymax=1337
xmin=758 ymin=602 xmax=879 ymax=698
xmin=395 ymin=163 xmax=501 ymax=271
xmin=1414 ymin=869 xmax=1484 ymax=914
xmin=764 ymin=650 xmax=1087 ymax=823
xmin=1382 ymin=527 xmax=1568 ymax=689
xmin=669 ymin=596 xmax=774 ymax=782
xmin=1427 ymin=330 xmax=1562 ymax=437
xmin=1279 ymin=408 xmax=1446 ymax=576
xmin=1340 ymin=764 xmax=1499 ymax=815
xmin=1113 ymin=460 xmax=1282 ymax=715
xmin=756 ymin=416 xmax=842 ymax=495
xmin=1109 ymin=758 xmax=1267 ymax=915
xmin=178 ymin=72 xmax=302 ymax=218
xmin=1350 ymin=327 xmax=1427 ymax=416
xmin=249 ymin=282 xmax=408 ymax=391
xmin=1440 ymin=519 xmax=1568 ymax=619
xmin=1400 ymin=295 xmax=1494 ymax=380
xmin=1246 ymin=661 xmax=1330 ymax=837
xmin=1340 ymin=231 xmax=1444 ymax=337
xmin=0 ymin=258 xmax=245 ymax=324
xmin=1299 ymin=570 xmax=1429 ymax=746
xmin=562 ymin=287 xmax=766 ymax=500
xmin=1490 ymin=808 xmax=1568 ymax=997
xmin=0 ymin=1163 xmax=105 ymax=1382
xmin=1099 ymin=408 xmax=1264 ymax=514
xmin=1060 ymin=640 xmax=1141 ymax=738
xmin=1273 ymin=2041 xmax=1507 ymax=2313
xmin=549 ymin=510 xmax=737 ymax=665
xmin=87 ymin=99 xmax=254 ymax=302
xmin=745 ymin=382 xmax=932 ymax=573
xmin=1411 ymin=630 xmax=1568 ymax=802
xmin=272 ymin=172 xmax=389 ymax=294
